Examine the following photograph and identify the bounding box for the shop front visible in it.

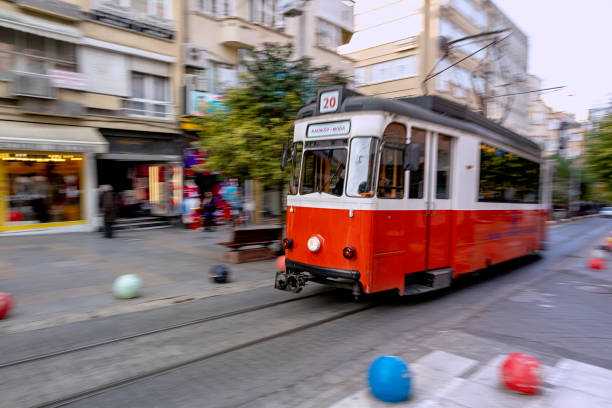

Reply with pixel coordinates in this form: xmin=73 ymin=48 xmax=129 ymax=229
xmin=96 ymin=129 xmax=184 ymax=219
xmin=0 ymin=123 xmax=107 ymax=233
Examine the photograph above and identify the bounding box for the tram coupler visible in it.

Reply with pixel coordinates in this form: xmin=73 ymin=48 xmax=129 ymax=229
xmin=275 ymin=271 xmax=307 ymax=293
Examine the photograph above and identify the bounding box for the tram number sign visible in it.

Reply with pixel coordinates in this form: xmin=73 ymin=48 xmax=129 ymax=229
xmin=307 ymin=120 xmax=351 ymax=137
xmin=319 ymin=89 xmax=340 ymax=114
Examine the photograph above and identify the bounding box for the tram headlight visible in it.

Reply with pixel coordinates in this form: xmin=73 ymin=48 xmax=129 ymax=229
xmin=282 ymin=238 xmax=293 ymax=250
xmin=307 ymin=236 xmax=321 ymax=252
xmin=342 ymin=246 xmax=356 ymax=259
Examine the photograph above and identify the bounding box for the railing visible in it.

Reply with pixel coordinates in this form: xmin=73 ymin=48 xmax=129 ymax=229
xmin=121 ymin=98 xmax=174 ymax=120
xmin=11 ymin=71 xmax=56 ymax=99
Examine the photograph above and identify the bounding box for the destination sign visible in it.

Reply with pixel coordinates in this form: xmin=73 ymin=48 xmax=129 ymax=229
xmin=306 ymin=120 xmax=351 ymax=138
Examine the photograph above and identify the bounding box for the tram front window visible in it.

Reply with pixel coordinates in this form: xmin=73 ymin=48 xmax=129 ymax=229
xmin=300 ymin=149 xmax=347 ymax=196
xmin=346 ymin=137 xmax=378 ymax=197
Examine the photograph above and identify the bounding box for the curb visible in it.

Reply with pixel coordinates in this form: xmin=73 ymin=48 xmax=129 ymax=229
xmin=547 ymin=214 xmax=601 ymax=226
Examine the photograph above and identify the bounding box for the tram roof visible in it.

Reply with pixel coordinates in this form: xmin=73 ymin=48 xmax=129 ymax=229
xmin=296 ymin=94 xmax=541 ymax=159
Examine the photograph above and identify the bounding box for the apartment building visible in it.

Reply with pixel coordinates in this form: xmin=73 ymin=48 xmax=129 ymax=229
xmin=181 ymin=0 xmax=354 ymax=119
xmin=340 ymin=0 xmax=530 ymax=135
xmin=0 ymin=0 xmax=184 ymax=234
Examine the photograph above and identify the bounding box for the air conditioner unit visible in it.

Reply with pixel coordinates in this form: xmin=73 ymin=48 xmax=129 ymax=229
xmin=183 ymin=44 xmax=208 ymax=69
xmin=279 ymin=0 xmax=303 ymax=17
xmin=11 ymin=72 xmax=56 ymax=99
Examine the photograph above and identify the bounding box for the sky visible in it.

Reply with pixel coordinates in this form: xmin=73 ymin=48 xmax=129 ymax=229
xmin=493 ymin=0 xmax=612 ymax=120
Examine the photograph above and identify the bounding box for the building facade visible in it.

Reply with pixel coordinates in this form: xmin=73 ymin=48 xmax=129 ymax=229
xmin=0 ymin=0 xmax=354 ymax=233
xmin=0 ymin=0 xmax=185 ymax=234
xmin=182 ymin=0 xmax=354 ymax=118
xmin=340 ymin=0 xmax=530 ymax=135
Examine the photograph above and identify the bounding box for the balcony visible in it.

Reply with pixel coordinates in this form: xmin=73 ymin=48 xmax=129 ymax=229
xmin=218 ymin=18 xmax=290 ymax=49
xmin=11 ymin=71 xmax=56 ymax=99
xmin=122 ymin=98 xmax=173 ymax=121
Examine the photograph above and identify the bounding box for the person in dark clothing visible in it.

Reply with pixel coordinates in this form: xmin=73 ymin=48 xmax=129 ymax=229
xmin=101 ymin=185 xmax=117 ymax=238
xmin=202 ymin=192 xmax=216 ymax=231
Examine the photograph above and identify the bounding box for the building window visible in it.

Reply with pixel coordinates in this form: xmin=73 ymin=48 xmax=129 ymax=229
xmin=115 ymin=0 xmax=170 ymax=19
xmin=124 ymin=72 xmax=171 ymax=119
xmin=478 ymin=143 xmax=540 ymax=203
xmin=451 ymin=0 xmax=487 ymax=28
xmin=316 ymin=19 xmax=343 ymax=51
xmin=356 ymin=56 xmax=418 ymax=87
xmin=3 ymin=153 xmax=83 ymax=225
xmin=439 ymin=19 xmax=483 ymax=60
xmin=199 ymin=0 xmax=233 ymax=17
xmin=212 ymin=63 xmax=238 ymax=94
xmin=2 ymin=30 xmax=77 ymax=74
xmin=249 ymin=0 xmax=279 ymax=27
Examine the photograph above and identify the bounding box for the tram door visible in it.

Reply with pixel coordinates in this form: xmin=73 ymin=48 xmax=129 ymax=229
xmin=425 ymin=133 xmax=453 ymax=270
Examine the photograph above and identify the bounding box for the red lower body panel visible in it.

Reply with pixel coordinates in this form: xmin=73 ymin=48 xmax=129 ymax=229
xmin=284 ymin=206 xmax=547 ymax=294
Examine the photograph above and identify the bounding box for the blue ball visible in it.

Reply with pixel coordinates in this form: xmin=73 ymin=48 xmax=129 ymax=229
xmin=209 ymin=265 xmax=230 ymax=283
xmin=368 ymin=356 xmax=412 ymax=403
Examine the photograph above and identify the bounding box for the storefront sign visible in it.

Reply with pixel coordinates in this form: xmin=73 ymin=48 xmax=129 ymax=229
xmin=49 ymin=70 xmax=88 ymax=91
xmin=307 ymin=120 xmax=351 ymax=138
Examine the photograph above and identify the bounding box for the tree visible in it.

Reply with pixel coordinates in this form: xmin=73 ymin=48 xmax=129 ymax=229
xmin=195 ymin=43 xmax=347 ymax=189
xmin=586 ymin=112 xmax=612 ymax=202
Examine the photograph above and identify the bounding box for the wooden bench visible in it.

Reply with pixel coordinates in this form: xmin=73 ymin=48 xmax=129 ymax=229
xmin=218 ymin=226 xmax=282 ymax=263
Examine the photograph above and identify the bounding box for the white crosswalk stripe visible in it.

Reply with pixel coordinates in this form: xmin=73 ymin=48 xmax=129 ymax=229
xmin=329 ymin=351 xmax=612 ymax=408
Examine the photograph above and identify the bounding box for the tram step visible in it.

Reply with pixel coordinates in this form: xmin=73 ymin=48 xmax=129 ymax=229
xmin=424 ymin=268 xmax=453 ymax=289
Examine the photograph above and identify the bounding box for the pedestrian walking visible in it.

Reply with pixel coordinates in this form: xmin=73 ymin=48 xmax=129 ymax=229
xmin=202 ymin=192 xmax=217 ymax=231
xmin=101 ymin=185 xmax=117 ymax=238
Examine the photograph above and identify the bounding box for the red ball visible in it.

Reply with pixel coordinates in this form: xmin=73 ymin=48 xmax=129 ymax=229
xmin=275 ymin=256 xmax=286 ymax=272
xmin=589 ymin=258 xmax=605 ymax=270
xmin=0 ymin=293 xmax=14 ymax=319
xmin=501 ymin=353 xmax=541 ymax=394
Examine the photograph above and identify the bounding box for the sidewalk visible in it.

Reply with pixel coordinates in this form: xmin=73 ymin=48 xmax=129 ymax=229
xmin=0 ymin=223 xmax=281 ymax=333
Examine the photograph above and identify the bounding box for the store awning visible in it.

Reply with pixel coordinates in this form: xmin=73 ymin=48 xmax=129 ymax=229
xmin=0 ymin=123 xmax=108 ymax=153
xmin=0 ymin=8 xmax=82 ymax=43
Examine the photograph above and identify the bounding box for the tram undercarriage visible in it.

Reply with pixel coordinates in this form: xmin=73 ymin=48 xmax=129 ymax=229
xmin=275 ymin=261 xmax=453 ymax=296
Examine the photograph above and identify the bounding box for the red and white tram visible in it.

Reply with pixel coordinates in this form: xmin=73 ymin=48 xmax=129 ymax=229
xmin=275 ymin=87 xmax=550 ymax=296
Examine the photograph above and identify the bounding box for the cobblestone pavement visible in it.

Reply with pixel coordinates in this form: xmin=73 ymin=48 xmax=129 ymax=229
xmin=0 ymin=225 xmax=279 ymax=332
xmin=61 ymin=220 xmax=612 ymax=408
xmin=330 ymin=334 xmax=612 ymax=408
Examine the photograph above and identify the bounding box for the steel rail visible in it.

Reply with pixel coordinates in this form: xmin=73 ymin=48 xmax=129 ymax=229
xmin=0 ymin=289 xmax=334 ymax=369
xmin=31 ymin=302 xmax=375 ymax=408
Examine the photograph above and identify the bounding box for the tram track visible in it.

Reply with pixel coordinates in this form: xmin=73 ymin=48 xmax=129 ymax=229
xmin=33 ymin=302 xmax=374 ymax=408
xmin=0 ymin=289 xmax=334 ymax=370
xmin=0 ymin=289 xmax=375 ymax=408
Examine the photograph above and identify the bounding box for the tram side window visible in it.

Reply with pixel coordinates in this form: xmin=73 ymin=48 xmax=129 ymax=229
xmin=436 ymin=134 xmax=453 ymax=199
xmin=300 ymin=148 xmax=347 ymax=196
xmin=377 ymin=123 xmax=406 ymax=199
xmin=346 ymin=137 xmax=378 ymax=197
xmin=408 ymin=128 xmax=426 ymax=199
xmin=478 ymin=143 xmax=540 ymax=203
xmin=289 ymin=142 xmax=303 ymax=195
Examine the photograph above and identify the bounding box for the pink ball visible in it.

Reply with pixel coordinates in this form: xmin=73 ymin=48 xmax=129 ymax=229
xmin=0 ymin=293 xmax=14 ymax=319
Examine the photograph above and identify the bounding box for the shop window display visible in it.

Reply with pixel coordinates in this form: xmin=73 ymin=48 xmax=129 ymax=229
xmin=3 ymin=153 xmax=83 ymax=224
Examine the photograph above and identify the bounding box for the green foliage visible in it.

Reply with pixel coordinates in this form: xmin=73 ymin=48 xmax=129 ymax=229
xmin=195 ymin=43 xmax=347 ymax=187
xmin=586 ymin=113 xmax=612 ymax=195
